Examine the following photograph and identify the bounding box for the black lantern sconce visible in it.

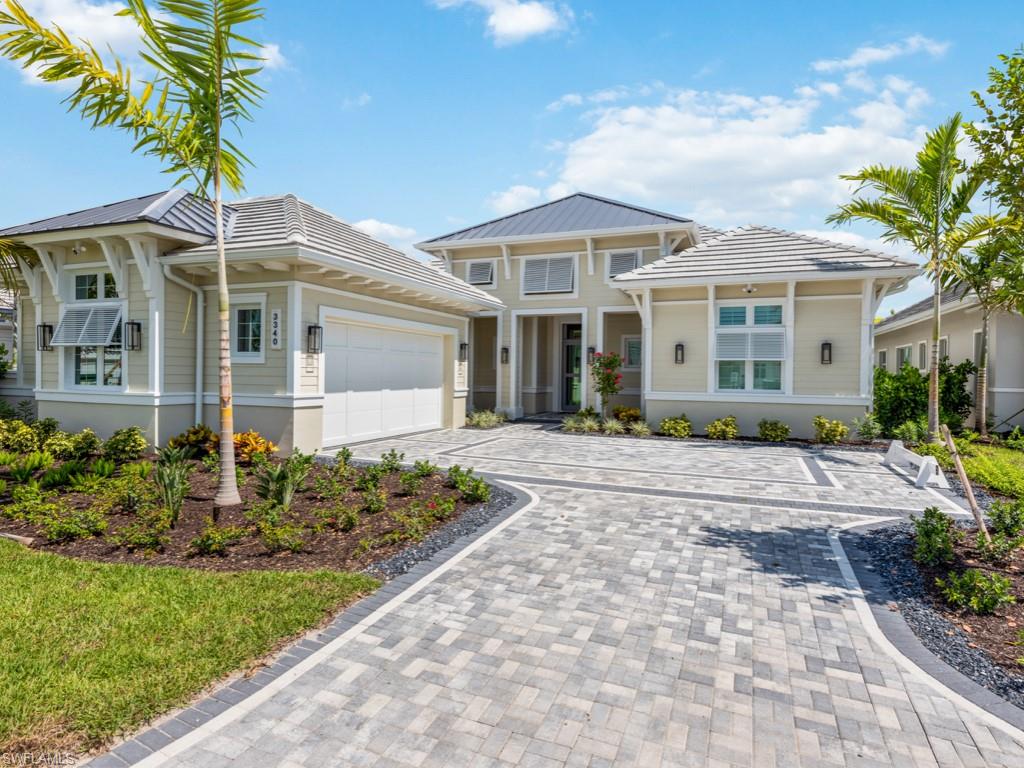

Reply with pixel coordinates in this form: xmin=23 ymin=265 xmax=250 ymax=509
xmin=500 ymin=346 xmax=509 ymax=365
xmin=307 ymin=324 xmax=323 ymax=354
xmin=124 ymin=321 xmax=142 ymax=352
xmin=674 ymin=343 xmax=685 ymax=365
xmin=820 ymin=341 xmax=833 ymax=365
xmin=587 ymin=346 xmax=596 ymax=364
xmin=36 ymin=323 xmax=53 ymax=352
xmin=459 ymin=342 xmax=469 ymax=362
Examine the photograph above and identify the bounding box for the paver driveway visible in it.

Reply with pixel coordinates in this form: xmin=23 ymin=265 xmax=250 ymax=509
xmin=133 ymin=425 xmax=1023 ymax=767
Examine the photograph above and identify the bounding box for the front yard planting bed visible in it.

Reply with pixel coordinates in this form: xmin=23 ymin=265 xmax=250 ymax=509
xmin=0 ymin=539 xmax=377 ymax=755
xmin=913 ymin=440 xmax=1024 ymax=500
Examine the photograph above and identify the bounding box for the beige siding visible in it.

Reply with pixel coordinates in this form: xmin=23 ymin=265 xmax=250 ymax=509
xmin=125 ymin=261 xmax=149 ymax=392
xmin=40 ymin=292 xmax=58 ymax=389
xmin=875 ymin=305 xmax=981 ymax=374
xmin=18 ymin=298 xmax=35 ymax=386
xmin=793 ymin=298 xmax=860 ymax=396
xmin=163 ymin=278 xmax=197 ymax=393
xmin=204 ymin=285 xmax=288 ymax=394
xmin=603 ymin=312 xmax=641 ymax=394
xmin=650 ymin=301 xmax=708 ymax=392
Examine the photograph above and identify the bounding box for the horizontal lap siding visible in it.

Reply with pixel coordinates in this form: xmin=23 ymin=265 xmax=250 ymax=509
xmin=651 ymin=302 xmax=707 ymax=392
xmin=126 ymin=265 xmax=149 ymax=392
xmin=203 ymin=285 xmax=288 ymax=394
xmin=163 ymin=279 xmax=197 ymax=394
xmin=793 ymin=298 xmax=860 ymax=396
xmin=18 ymin=298 xmax=34 ymax=385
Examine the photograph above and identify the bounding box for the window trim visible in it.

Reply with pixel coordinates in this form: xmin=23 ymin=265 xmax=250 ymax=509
xmin=464 ymin=258 xmax=497 ymax=289
xmin=230 ymin=293 xmax=267 ymax=364
xmin=939 ymin=335 xmax=949 ymax=361
xmin=604 ymin=249 xmax=641 ymax=282
xmin=713 ymin=299 xmax=786 ymax=394
xmin=519 ymin=253 xmax=579 ymax=300
xmin=621 ymin=334 xmax=642 ymax=371
xmin=895 ymin=344 xmax=913 ymax=368
xmin=72 ymin=269 xmax=118 ymax=301
xmin=877 ymin=348 xmax=888 ymax=370
xmin=973 ymin=328 xmax=983 ymax=368
xmin=918 ymin=340 xmax=927 ymax=372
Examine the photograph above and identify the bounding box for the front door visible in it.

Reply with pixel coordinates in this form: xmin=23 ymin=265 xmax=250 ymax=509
xmin=561 ymin=323 xmax=582 ymax=411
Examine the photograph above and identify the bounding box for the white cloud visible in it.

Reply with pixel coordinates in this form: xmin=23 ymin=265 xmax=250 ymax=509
xmin=353 ymin=218 xmax=423 ymax=259
xmin=545 ymin=83 xmax=659 ymax=112
xmin=260 ymin=43 xmax=288 ymax=71
xmin=342 ymin=92 xmax=372 ymax=110
xmin=546 ymin=92 xmax=583 ymax=111
xmin=488 ymin=184 xmax=542 ymax=214
xmin=812 ymin=34 xmax=948 ymax=72
xmin=535 ymin=83 xmax=929 ymax=227
xmin=432 ymin=0 xmax=574 ymax=46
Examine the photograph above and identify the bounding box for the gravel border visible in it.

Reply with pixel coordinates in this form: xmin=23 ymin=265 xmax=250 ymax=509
xmin=850 ymin=522 xmax=1024 ymax=712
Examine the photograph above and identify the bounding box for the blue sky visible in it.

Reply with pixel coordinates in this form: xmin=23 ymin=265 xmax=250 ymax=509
xmin=1 ymin=0 xmax=1022 ymax=313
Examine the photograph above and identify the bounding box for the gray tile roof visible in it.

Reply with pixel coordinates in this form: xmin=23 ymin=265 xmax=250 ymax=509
xmin=614 ymin=225 xmax=919 ymax=284
xmin=0 ymin=189 xmax=226 ymax=239
xmin=696 ymin=224 xmax=726 ymax=242
xmin=179 ymin=194 xmax=502 ymax=308
xmin=875 ymin=283 xmax=973 ymax=330
xmin=419 ymin=192 xmax=693 ymax=245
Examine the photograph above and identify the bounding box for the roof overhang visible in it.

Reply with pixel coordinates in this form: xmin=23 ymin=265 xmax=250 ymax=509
xmin=417 ymin=221 xmax=699 ymax=252
xmin=875 ymin=296 xmax=981 ymax=334
xmin=4 ymin=222 xmax=212 ymax=247
xmin=614 ymin=266 xmax=922 ymax=290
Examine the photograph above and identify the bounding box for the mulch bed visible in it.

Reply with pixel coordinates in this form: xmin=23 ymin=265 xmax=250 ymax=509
xmin=0 ymin=459 xmax=488 ymax=574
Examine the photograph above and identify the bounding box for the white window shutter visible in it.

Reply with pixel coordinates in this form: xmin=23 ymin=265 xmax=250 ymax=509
xmin=546 ymin=256 xmax=574 ymax=292
xmin=608 ymin=251 xmax=638 ymax=277
xmin=523 ymin=256 xmax=574 ymax=294
xmin=715 ymin=331 xmax=749 ymax=360
xmin=52 ymin=306 xmax=92 ymax=345
xmin=467 ymin=262 xmax=493 ymax=285
xmin=523 ymin=259 xmax=549 ymax=293
xmin=52 ymin=305 xmax=122 ymax=346
xmin=750 ymin=330 xmax=786 ymax=360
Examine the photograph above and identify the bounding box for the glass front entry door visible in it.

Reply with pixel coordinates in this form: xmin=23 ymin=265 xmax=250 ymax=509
xmin=561 ymin=323 xmax=582 ymax=411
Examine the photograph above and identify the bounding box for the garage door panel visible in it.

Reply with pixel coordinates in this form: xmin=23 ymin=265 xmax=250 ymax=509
xmin=322 ymin=319 xmax=444 ymax=446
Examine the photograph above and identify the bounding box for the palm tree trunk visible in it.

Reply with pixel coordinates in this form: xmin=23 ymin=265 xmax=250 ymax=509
xmin=976 ymin=310 xmax=989 ymax=436
xmin=927 ymin=260 xmax=941 ymax=441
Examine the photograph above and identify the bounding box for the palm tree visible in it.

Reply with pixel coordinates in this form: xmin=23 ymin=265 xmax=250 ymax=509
xmin=827 ymin=114 xmax=1006 ymax=440
xmin=0 ymin=0 xmax=266 ymax=506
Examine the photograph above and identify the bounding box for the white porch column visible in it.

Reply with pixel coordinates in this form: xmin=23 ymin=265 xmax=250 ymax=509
xmin=14 ymin=257 xmax=42 ymax=392
xmin=784 ymin=281 xmax=795 ymax=395
xmin=860 ymin=278 xmax=876 ymax=398
xmin=706 ymin=284 xmax=717 ymax=393
xmin=641 ymin=290 xmax=653 ymax=410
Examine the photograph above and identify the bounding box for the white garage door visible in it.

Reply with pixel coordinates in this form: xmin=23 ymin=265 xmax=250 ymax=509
xmin=322 ymin=320 xmax=444 ymax=446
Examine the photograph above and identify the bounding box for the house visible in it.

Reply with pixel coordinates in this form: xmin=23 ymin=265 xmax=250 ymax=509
xmin=874 ymin=285 xmax=1024 ymax=431
xmin=417 ymin=193 xmax=920 ymax=438
xmin=0 ymin=190 xmax=503 ymax=450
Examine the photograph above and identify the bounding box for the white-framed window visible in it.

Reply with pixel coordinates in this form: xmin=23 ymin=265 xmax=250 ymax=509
xmin=56 ymin=268 xmax=126 ymax=390
xmin=896 ymin=344 xmax=913 ymax=368
xmin=621 ymin=335 xmax=642 ymax=370
xmin=939 ymin=336 xmax=949 ymax=360
xmin=521 ymin=255 xmax=576 ymax=296
xmin=606 ymin=250 xmax=640 ymax=279
xmin=465 ymin=259 xmax=496 ymax=288
xmin=230 ymin=293 xmax=266 ymax=363
xmin=877 ymin=349 xmax=888 ymax=370
xmin=74 ymin=271 xmax=118 ymax=301
xmin=714 ymin=302 xmax=785 ymax=392
xmin=973 ymin=329 xmax=983 ymax=367
xmin=918 ymin=341 xmax=927 ymax=371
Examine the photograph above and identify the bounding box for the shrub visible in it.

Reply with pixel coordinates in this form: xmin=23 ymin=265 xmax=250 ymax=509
xmin=989 ymin=499 xmax=1024 ymax=539
xmin=977 ymin=532 xmax=1022 ymax=564
xmin=316 ymin=505 xmax=360 ymax=532
xmin=110 ymin=509 xmax=172 ymax=552
xmin=361 ymin=487 xmax=388 ymax=514
xmin=216 ymin=429 xmax=278 ymax=465
xmin=30 ymin=418 xmax=60 ymax=446
xmin=336 ymin=446 xmax=353 ymax=466
xmin=912 ymin=507 xmax=958 ymax=566
xmin=354 ymin=464 xmax=385 ymax=492
xmin=120 ymin=461 xmax=152 ymax=481
xmin=156 ymin=445 xmax=194 ymax=466
xmin=873 ymin=359 xmax=977 ymax=436
xmin=92 ymin=474 xmax=159 ymax=516
xmin=628 ymin=420 xmax=652 ymax=437
xmin=103 ymin=426 xmax=148 ymax=464
xmin=893 ymin=418 xmax=929 ymax=443
xmin=937 ymin=570 xmax=1016 ymax=614
xmin=446 ymin=465 xmax=473 ymax=489
xmin=659 ymin=416 xmax=692 ymax=439
xmin=758 ymin=419 xmax=790 ymax=442
xmin=201 ymin=451 xmax=220 ymax=473
xmin=612 ymin=406 xmax=642 ymax=424
xmin=313 ymin=472 xmax=347 ymax=502
xmin=90 ymin=458 xmax=117 ymax=478
xmin=69 ymin=473 xmax=105 ymax=494
xmin=706 ymin=416 xmax=739 ymax=441
xmin=38 ymin=505 xmax=107 ymax=543
xmin=189 ymin=518 xmax=246 ymax=556
xmin=167 ymin=424 xmax=217 ymax=457
xmin=422 ymin=494 xmax=456 ymax=521
xmin=154 ymin=461 xmax=192 ymax=526
xmin=576 ymin=406 xmax=599 ymax=419
xmin=812 ymin=416 xmax=848 ymax=445
xmin=413 ymin=459 xmax=437 ymax=478
xmin=379 ymin=449 xmax=405 ymax=474
xmin=39 ymin=462 xmax=85 ymax=490
xmin=0 ymin=450 xmax=16 ymax=466
xmin=853 ymin=412 xmax=883 ymax=441
xmin=253 ymin=451 xmax=314 ymax=513
xmin=1006 ymin=426 xmax=1024 ymax=451
xmin=460 ymin=476 xmax=490 ymax=503
xmin=579 ymin=416 xmax=601 ymax=433
xmin=245 ymin=499 xmax=283 ymax=527
xmin=466 ymin=410 xmax=506 ymax=429
xmin=65 ymin=428 xmax=102 ymax=459
xmin=0 ymin=420 xmax=39 ymax=453
xmin=602 ymin=418 xmax=625 ymax=435
xmin=257 ymin=520 xmax=305 ymax=553
xmin=561 ymin=415 xmax=582 ymax=433
xmin=10 ymin=451 xmax=54 ymax=483
xmin=399 ymin=472 xmax=423 ymax=496
xmin=590 ymin=352 xmax=624 ymax=411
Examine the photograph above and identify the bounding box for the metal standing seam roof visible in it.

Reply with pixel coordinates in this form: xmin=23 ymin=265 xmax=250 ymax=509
xmin=177 ymin=194 xmax=502 ymax=307
xmin=0 ymin=189 xmax=228 ymax=239
xmin=614 ymin=225 xmax=920 ymax=284
xmin=875 ymin=283 xmax=974 ymax=331
xmin=418 ymin=192 xmax=694 ymax=245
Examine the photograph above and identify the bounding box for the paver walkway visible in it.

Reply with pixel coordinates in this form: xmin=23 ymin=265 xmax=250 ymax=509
xmin=133 ymin=425 xmax=1023 ymax=767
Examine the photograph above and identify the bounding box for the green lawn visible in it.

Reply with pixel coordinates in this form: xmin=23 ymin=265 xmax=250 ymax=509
xmin=0 ymin=540 xmax=378 ymax=755
xmin=916 ymin=442 xmax=1024 ymax=499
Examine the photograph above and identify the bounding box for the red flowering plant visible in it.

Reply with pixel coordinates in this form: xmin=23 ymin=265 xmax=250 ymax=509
xmin=589 ymin=351 xmax=624 ymax=416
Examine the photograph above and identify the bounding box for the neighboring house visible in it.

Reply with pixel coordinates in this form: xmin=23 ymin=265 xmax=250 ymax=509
xmin=0 ymin=289 xmax=15 ymax=370
xmin=875 ymin=285 xmax=1024 ymax=430
xmin=0 ymin=190 xmax=502 ymax=450
xmin=417 ymin=193 xmax=919 ymax=438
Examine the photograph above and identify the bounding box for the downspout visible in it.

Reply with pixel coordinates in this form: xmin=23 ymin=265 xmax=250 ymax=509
xmin=162 ymin=265 xmax=204 ymax=426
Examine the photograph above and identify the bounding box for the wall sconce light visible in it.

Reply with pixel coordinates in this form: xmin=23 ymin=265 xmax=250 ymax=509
xmin=307 ymin=324 xmax=323 ymax=354
xmin=587 ymin=346 xmax=596 ymax=364
xmin=36 ymin=323 xmax=53 ymax=351
xmin=820 ymin=341 xmax=833 ymax=365
xmin=459 ymin=342 xmax=469 ymax=362
xmin=675 ymin=343 xmax=685 ymax=365
xmin=124 ymin=320 xmax=142 ymax=351
xmin=500 ymin=346 xmax=509 ymax=365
